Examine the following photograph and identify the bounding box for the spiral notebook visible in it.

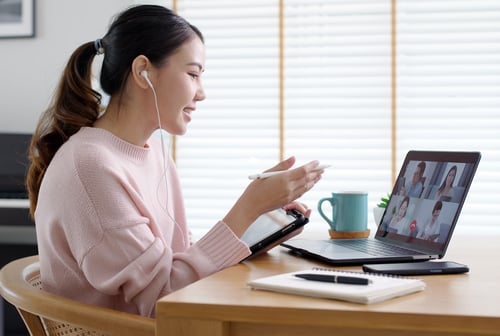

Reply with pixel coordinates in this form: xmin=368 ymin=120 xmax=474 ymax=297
xmin=248 ymin=268 xmax=425 ymax=304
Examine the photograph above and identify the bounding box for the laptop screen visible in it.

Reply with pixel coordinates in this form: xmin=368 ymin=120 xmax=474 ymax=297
xmin=375 ymin=150 xmax=481 ymax=254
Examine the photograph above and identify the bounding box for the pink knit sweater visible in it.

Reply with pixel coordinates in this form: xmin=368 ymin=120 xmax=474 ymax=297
xmin=35 ymin=127 xmax=250 ymax=317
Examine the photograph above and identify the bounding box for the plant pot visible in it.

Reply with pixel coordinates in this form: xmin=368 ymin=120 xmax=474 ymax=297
xmin=373 ymin=207 xmax=385 ymax=226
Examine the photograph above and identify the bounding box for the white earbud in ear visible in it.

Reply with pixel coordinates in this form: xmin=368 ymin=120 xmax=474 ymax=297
xmin=140 ymin=70 xmax=154 ymax=90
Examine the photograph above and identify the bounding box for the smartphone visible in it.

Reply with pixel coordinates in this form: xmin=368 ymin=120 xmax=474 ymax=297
xmin=241 ymin=208 xmax=308 ymax=259
xmin=362 ymin=261 xmax=469 ymax=276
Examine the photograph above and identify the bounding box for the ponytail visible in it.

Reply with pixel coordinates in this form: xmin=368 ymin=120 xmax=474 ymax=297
xmin=26 ymin=42 xmax=103 ymax=217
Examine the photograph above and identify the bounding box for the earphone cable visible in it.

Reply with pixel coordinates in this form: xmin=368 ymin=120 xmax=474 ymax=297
xmin=148 ymin=79 xmax=188 ymax=247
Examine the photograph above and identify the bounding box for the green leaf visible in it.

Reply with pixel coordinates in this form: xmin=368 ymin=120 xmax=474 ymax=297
xmin=377 ymin=193 xmax=391 ymax=208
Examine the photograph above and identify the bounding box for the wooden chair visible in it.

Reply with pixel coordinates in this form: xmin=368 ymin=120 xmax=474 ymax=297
xmin=0 ymin=256 xmax=155 ymax=336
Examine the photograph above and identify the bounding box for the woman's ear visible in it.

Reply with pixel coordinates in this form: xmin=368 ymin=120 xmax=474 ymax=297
xmin=132 ymin=55 xmax=151 ymax=89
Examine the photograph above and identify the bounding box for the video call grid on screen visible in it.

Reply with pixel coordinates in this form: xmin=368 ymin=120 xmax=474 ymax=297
xmin=376 ymin=155 xmax=478 ymax=252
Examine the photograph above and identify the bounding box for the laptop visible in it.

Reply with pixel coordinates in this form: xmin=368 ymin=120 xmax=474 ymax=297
xmin=281 ymin=150 xmax=481 ymax=266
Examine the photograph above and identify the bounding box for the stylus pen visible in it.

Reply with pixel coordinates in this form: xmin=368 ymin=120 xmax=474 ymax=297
xmin=248 ymin=164 xmax=331 ymax=180
xmin=294 ymin=273 xmax=371 ymax=285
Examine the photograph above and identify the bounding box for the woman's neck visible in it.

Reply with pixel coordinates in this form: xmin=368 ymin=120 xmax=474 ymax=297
xmin=94 ymin=99 xmax=153 ymax=147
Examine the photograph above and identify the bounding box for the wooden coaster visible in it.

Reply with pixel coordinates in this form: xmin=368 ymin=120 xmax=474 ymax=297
xmin=329 ymin=229 xmax=370 ymax=239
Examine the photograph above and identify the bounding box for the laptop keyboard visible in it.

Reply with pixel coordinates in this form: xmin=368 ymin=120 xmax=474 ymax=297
xmin=334 ymin=239 xmax=418 ymax=256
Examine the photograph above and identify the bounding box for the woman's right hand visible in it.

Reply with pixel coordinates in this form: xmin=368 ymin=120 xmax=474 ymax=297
xmin=223 ymin=156 xmax=325 ymax=237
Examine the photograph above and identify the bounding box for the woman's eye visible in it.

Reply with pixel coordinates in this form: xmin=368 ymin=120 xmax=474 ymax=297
xmin=189 ymin=73 xmax=199 ymax=79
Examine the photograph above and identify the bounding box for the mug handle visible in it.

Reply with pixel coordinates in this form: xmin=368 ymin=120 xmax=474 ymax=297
xmin=317 ymin=197 xmax=336 ymax=230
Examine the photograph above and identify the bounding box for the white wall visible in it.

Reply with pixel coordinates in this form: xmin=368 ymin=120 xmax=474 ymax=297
xmin=0 ymin=0 xmax=169 ymax=133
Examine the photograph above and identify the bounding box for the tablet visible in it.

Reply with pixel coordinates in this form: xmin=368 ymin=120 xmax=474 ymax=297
xmin=362 ymin=261 xmax=469 ymax=275
xmin=241 ymin=208 xmax=308 ymax=259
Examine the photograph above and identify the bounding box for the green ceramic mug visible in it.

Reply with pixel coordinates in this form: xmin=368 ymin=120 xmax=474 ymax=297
xmin=317 ymin=191 xmax=368 ymax=232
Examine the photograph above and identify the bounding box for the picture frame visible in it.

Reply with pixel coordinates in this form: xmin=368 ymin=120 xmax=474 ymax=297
xmin=0 ymin=0 xmax=35 ymax=39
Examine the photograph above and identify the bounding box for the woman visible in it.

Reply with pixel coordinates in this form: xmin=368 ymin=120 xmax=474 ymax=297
xmin=417 ymin=201 xmax=443 ymax=241
xmin=388 ymin=196 xmax=410 ymax=233
xmin=26 ymin=5 xmax=324 ymax=317
xmin=435 ymin=165 xmax=457 ymax=202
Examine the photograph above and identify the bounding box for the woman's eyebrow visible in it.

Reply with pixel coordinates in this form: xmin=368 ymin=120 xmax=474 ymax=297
xmin=186 ymin=62 xmax=204 ymax=72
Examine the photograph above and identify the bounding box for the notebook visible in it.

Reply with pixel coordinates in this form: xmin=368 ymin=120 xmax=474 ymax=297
xmin=248 ymin=268 xmax=425 ymax=304
xmin=281 ymin=150 xmax=481 ymax=266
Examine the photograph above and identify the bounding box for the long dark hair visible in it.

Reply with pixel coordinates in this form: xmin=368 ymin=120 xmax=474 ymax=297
xmin=399 ymin=196 xmax=410 ymax=217
xmin=437 ymin=165 xmax=457 ymax=194
xmin=26 ymin=5 xmax=203 ymax=217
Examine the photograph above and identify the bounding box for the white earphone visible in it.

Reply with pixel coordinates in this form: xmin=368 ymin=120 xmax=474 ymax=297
xmin=140 ymin=70 xmax=154 ymax=90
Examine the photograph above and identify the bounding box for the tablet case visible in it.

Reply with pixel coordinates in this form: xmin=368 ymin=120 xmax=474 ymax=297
xmin=241 ymin=208 xmax=308 ymax=259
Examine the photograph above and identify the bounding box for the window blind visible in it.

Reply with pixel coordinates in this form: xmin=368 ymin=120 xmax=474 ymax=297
xmin=175 ymin=0 xmax=392 ymax=237
xmin=282 ymin=0 xmax=392 ymax=232
xmin=396 ymin=0 xmax=500 ymax=232
xmin=173 ymin=0 xmax=500 ymax=238
xmin=176 ymin=1 xmax=281 ymax=237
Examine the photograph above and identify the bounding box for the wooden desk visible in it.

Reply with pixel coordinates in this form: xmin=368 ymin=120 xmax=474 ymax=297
xmin=156 ymin=235 xmax=500 ymax=336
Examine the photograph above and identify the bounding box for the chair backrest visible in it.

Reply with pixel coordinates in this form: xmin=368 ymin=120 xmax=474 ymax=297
xmin=0 ymin=256 xmax=155 ymax=336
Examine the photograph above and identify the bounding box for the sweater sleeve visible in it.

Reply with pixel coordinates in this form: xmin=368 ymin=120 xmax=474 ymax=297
xmin=81 ymin=219 xmax=250 ymax=317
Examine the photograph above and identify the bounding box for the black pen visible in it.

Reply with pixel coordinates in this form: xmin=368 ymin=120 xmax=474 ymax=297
xmin=294 ymin=273 xmax=371 ymax=285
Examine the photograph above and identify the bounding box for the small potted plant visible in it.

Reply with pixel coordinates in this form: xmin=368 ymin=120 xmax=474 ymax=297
xmin=373 ymin=193 xmax=390 ymax=226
